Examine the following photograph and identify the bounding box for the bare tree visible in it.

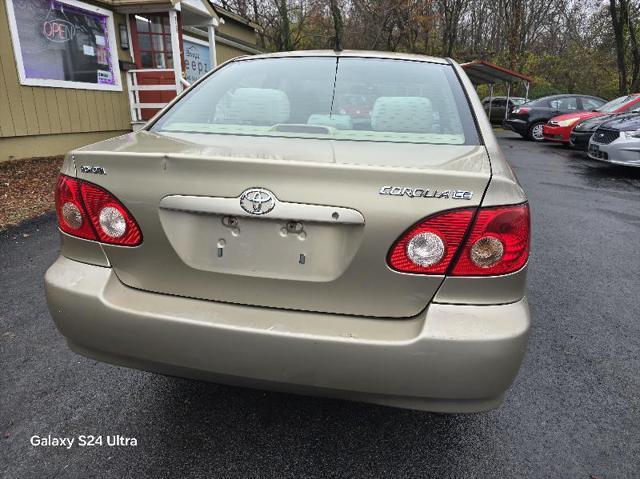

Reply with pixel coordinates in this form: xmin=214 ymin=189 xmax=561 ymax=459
xmin=329 ymin=0 xmax=344 ymax=49
xmin=610 ymin=0 xmax=628 ymax=93
xmin=621 ymin=0 xmax=640 ymax=92
xmin=274 ymin=0 xmax=293 ymax=50
xmin=438 ymin=0 xmax=469 ymax=57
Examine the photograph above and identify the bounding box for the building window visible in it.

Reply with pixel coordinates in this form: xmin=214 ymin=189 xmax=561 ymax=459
xmin=6 ymin=0 xmax=122 ymax=91
xmin=133 ymin=14 xmax=173 ymax=69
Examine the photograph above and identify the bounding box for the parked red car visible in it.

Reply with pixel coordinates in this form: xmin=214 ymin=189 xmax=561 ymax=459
xmin=543 ymin=94 xmax=640 ymax=144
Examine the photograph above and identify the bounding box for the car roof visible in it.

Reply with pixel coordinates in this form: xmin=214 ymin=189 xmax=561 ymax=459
xmin=537 ymin=93 xmax=603 ymax=100
xmin=482 ymin=96 xmax=525 ymax=100
xmin=233 ymin=50 xmax=449 ymax=65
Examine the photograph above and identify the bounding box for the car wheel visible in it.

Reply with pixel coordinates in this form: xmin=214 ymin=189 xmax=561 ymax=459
xmin=528 ymin=122 xmax=545 ymax=142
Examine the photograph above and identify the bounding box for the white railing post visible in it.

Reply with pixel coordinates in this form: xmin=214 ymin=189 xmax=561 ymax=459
xmin=208 ymin=19 xmax=218 ymax=69
xmin=169 ymin=9 xmax=183 ymax=95
xmin=126 ymin=71 xmax=137 ymax=123
xmin=132 ymin=71 xmax=140 ymax=121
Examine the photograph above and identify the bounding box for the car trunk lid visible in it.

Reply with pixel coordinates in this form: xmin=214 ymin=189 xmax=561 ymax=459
xmin=73 ymin=131 xmax=491 ymax=318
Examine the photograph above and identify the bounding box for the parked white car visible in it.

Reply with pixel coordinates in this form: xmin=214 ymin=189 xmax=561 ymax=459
xmin=588 ymin=113 xmax=640 ymax=167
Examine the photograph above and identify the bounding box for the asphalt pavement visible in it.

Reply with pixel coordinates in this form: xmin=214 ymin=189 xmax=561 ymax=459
xmin=1 ymin=131 xmax=639 ymax=478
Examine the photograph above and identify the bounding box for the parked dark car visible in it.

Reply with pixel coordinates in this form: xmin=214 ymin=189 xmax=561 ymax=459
xmin=504 ymin=94 xmax=606 ymax=141
xmin=481 ymin=96 xmax=526 ymax=124
xmin=570 ymin=106 xmax=640 ymax=149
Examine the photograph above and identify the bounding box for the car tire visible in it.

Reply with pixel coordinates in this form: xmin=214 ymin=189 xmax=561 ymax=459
xmin=528 ymin=121 xmax=545 ymax=142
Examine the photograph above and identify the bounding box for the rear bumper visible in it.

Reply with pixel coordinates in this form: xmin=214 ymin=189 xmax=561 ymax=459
xmin=543 ymin=124 xmax=570 ymax=143
xmin=45 ymin=256 xmax=530 ymax=413
xmin=504 ymin=119 xmax=528 ymax=135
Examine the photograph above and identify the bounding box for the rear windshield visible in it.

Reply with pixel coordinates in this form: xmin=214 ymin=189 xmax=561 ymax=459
xmin=596 ymin=95 xmax=638 ymax=113
xmin=151 ymin=57 xmax=480 ymax=145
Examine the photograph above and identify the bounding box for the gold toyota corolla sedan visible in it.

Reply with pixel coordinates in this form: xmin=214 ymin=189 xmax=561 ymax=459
xmin=45 ymin=51 xmax=530 ymax=413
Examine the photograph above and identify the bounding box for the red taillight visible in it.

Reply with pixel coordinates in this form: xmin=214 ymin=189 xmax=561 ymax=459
xmin=79 ymin=181 xmax=142 ymax=246
xmin=55 ymin=175 xmax=98 ymax=241
xmin=451 ymin=204 xmax=529 ymax=276
xmin=387 ymin=208 xmax=475 ymax=274
xmin=518 ymin=107 xmax=531 ymax=114
xmin=387 ymin=203 xmax=530 ymax=277
xmin=55 ymin=174 xmax=142 ymax=246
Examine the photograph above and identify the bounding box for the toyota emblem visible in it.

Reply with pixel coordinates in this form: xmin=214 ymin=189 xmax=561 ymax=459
xmin=239 ymin=188 xmax=276 ymax=215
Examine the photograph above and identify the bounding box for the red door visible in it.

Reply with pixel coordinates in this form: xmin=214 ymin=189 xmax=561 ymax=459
xmin=130 ymin=13 xmax=183 ymax=120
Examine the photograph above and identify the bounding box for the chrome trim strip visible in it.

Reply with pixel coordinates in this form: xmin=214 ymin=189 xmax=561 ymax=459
xmin=159 ymin=195 xmax=365 ymax=224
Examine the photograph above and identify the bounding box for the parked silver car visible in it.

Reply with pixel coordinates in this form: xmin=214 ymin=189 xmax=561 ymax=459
xmin=588 ymin=113 xmax=640 ymax=167
xmin=45 ymin=51 xmax=531 ymax=413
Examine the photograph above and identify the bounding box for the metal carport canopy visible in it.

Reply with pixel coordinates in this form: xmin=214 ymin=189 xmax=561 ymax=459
xmin=460 ymin=60 xmax=534 ymax=121
xmin=460 ymin=60 xmax=534 ymax=86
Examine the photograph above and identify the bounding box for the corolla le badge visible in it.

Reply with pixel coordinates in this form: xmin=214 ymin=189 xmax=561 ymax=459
xmin=240 ymin=188 xmax=276 ymax=215
xmin=379 ymin=186 xmax=473 ymax=200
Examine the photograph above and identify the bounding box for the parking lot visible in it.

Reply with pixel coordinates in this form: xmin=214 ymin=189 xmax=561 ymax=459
xmin=1 ymin=130 xmax=639 ymax=478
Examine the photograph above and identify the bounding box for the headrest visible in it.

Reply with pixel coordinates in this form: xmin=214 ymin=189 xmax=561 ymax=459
xmin=227 ymin=88 xmax=290 ymax=125
xmin=371 ymin=97 xmax=433 ymax=133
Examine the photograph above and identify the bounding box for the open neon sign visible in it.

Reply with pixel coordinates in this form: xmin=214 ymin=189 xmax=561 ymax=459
xmin=43 ymin=18 xmax=76 ymax=42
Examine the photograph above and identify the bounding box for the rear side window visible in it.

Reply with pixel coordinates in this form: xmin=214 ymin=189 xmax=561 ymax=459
xmin=550 ymin=97 xmax=578 ymax=111
xmin=582 ymin=98 xmax=604 ymax=110
xmin=152 ymin=57 xmax=480 ymax=145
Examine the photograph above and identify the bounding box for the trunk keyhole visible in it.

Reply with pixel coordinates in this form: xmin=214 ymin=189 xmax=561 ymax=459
xmin=222 ymin=216 xmax=238 ymax=228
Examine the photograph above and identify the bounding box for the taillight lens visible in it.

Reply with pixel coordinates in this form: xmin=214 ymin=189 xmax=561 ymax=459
xmin=55 ymin=174 xmax=142 ymax=246
xmin=55 ymin=175 xmax=98 ymax=240
xmin=517 ymin=107 xmax=531 ymax=114
xmin=387 ymin=203 xmax=530 ymax=276
xmin=79 ymin=181 xmax=142 ymax=245
xmin=387 ymin=208 xmax=475 ymax=274
xmin=451 ymin=204 xmax=529 ymax=276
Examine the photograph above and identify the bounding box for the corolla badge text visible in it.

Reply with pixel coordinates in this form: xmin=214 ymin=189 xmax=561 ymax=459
xmin=240 ymin=188 xmax=276 ymax=215
xmin=379 ymin=186 xmax=473 ymax=200
xmin=80 ymin=165 xmax=107 ymax=175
